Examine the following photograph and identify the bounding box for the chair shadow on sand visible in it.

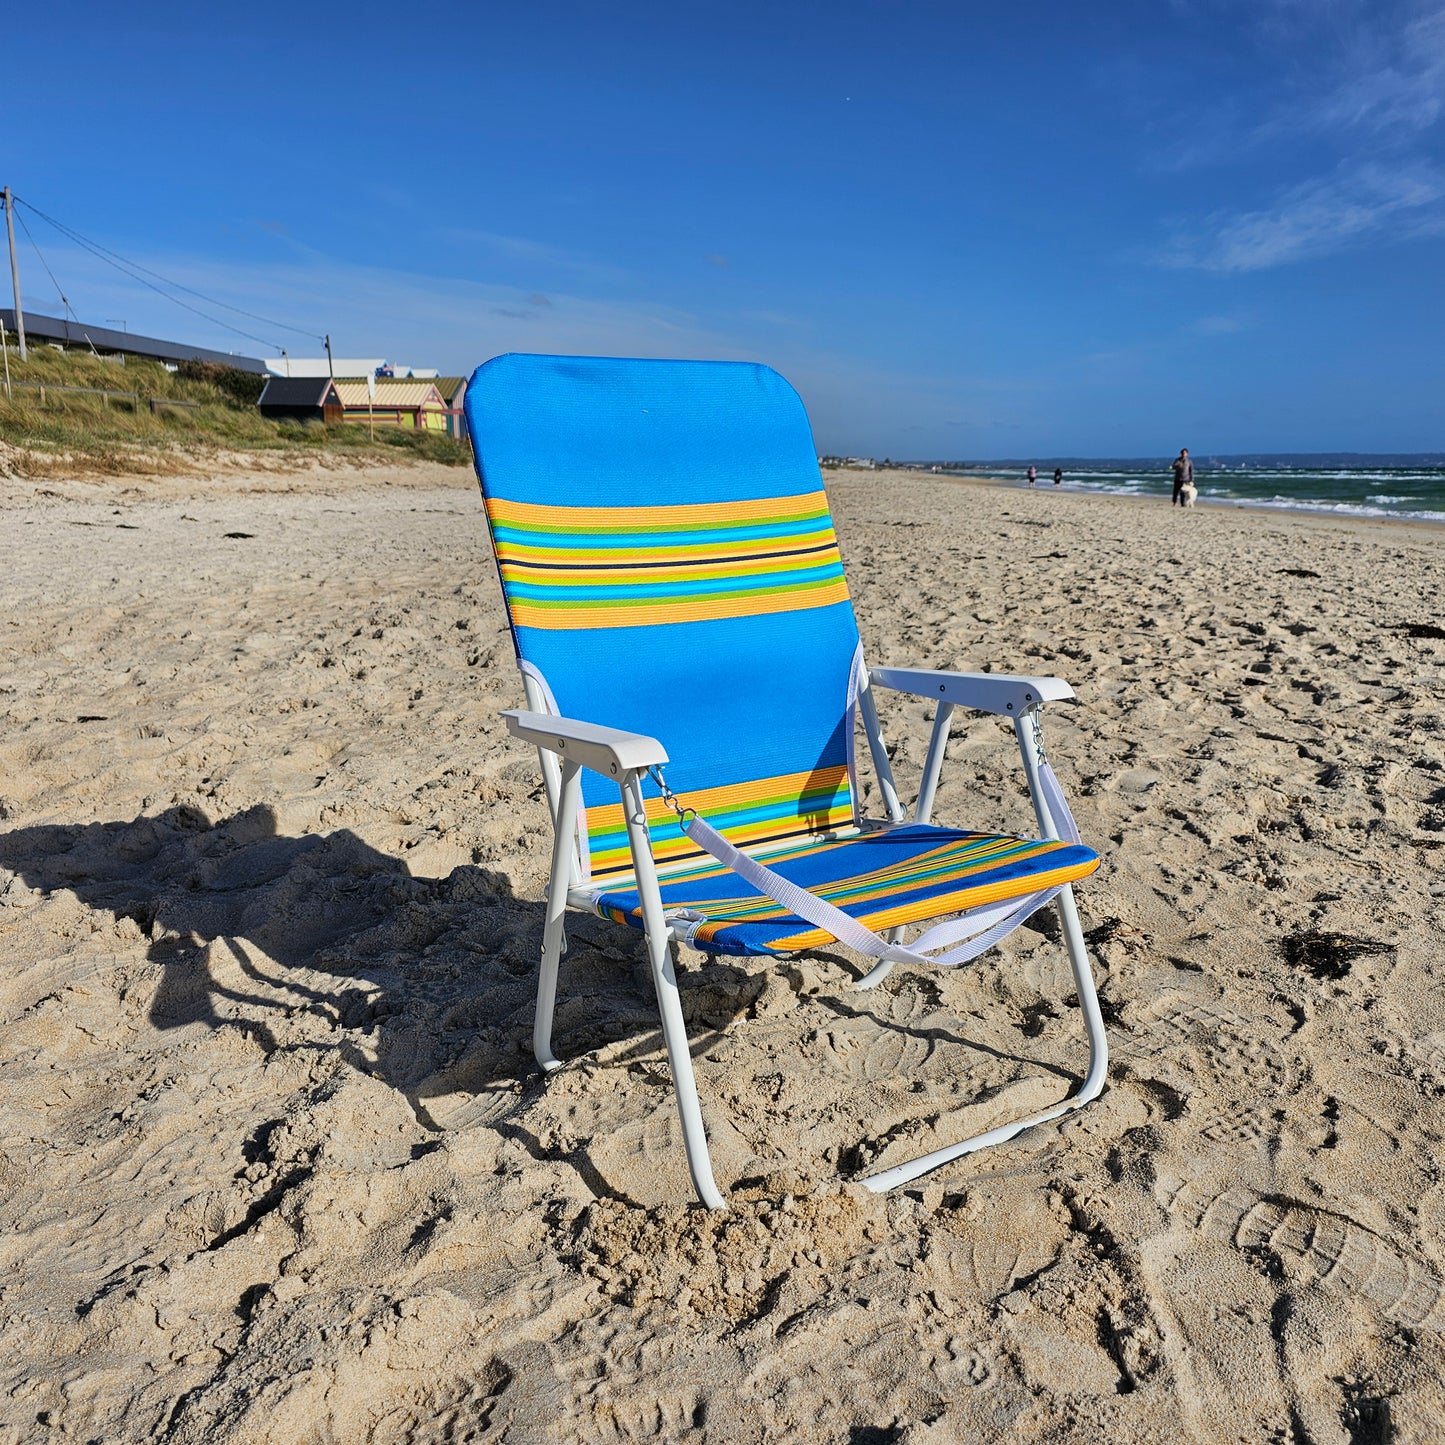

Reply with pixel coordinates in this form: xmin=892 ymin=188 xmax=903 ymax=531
xmin=0 ymin=802 xmax=1067 ymax=1195
xmin=0 ymin=803 xmax=769 ymax=1192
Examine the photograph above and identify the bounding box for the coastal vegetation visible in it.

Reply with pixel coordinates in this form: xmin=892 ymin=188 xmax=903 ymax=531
xmin=0 ymin=343 xmax=471 ymax=475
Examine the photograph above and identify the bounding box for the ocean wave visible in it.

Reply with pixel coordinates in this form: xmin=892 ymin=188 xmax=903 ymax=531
xmin=1212 ymin=496 xmax=1445 ymax=523
xmin=956 ymin=467 xmax=1445 ymax=523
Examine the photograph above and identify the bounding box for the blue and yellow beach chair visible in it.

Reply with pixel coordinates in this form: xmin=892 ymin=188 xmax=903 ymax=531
xmin=465 ymin=354 xmax=1107 ymax=1209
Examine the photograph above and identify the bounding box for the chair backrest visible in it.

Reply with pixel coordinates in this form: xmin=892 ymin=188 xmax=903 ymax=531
xmin=465 ymin=354 xmax=864 ymax=878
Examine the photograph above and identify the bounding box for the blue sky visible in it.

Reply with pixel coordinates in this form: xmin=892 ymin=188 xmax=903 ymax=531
xmin=7 ymin=1 xmax=1444 ymax=455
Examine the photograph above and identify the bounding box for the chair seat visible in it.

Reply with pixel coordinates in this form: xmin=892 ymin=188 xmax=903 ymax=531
xmin=590 ymin=822 xmax=1100 ymax=957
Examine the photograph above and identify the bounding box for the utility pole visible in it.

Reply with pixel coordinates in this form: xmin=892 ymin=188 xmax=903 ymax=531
xmin=4 ymin=187 xmax=27 ymax=361
xmin=324 ymin=333 xmax=334 ymax=383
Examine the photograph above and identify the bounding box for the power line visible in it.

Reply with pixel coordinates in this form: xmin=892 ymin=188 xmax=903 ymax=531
xmin=15 ymin=196 xmax=323 ymax=350
xmin=14 ymin=207 xmax=73 ymax=321
xmin=18 ymin=196 xmax=318 ymax=342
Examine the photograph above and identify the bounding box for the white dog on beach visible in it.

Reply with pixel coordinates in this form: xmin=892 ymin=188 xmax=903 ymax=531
xmin=1181 ymin=480 xmax=1197 ymax=508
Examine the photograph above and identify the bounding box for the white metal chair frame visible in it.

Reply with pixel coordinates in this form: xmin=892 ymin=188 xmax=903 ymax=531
xmin=503 ymin=663 xmax=1108 ymax=1211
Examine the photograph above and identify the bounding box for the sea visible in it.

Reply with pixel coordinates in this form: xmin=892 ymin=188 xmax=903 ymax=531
xmin=946 ymin=457 xmax=1445 ymax=524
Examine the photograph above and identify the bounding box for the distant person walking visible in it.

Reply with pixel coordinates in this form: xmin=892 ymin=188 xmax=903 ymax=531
xmin=1027 ymin=465 xmax=1037 ymax=488
xmin=1053 ymin=467 xmax=1062 ymax=486
xmin=1171 ymin=448 xmax=1194 ymax=507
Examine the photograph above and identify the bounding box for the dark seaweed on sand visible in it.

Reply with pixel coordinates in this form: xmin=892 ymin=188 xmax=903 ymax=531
xmin=1393 ymin=622 xmax=1445 ymax=640
xmin=1281 ymin=931 xmax=1393 ymax=980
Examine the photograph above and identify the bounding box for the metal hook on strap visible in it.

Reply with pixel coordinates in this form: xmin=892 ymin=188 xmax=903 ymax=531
xmin=646 ymin=764 xmax=697 ymax=825
xmin=1032 ymin=701 xmax=1049 ymax=766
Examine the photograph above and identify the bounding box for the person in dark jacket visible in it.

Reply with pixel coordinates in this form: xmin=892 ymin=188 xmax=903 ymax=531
xmin=1171 ymin=449 xmax=1194 ymax=506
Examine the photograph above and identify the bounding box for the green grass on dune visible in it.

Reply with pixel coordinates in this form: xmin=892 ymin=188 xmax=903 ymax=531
xmin=0 ymin=343 xmax=471 ymax=473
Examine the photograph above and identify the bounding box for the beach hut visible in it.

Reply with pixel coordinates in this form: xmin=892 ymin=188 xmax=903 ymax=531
xmin=334 ymin=378 xmax=448 ymax=430
xmin=257 ymin=376 xmax=344 ymax=424
xmin=432 ymin=376 xmax=469 ymax=440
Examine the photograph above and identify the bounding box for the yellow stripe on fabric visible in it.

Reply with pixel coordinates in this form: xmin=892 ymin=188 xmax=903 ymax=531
xmin=486 ymin=489 xmax=849 ymax=631
xmin=756 ymin=856 xmax=1101 ymax=952
xmin=485 ymin=490 xmax=831 ymax=532
xmin=509 ymin=577 xmax=851 ymax=631
xmin=592 ymin=824 xmax=863 ymax=890
xmin=586 ymin=767 xmax=855 ymax=879
xmin=666 ymin=835 xmax=1060 ymax=925
xmin=593 ymin=849 xmax=1101 ymax=949
xmin=588 ymin=812 xmax=856 ymax=878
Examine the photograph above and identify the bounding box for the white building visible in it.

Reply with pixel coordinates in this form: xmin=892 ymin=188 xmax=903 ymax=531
xmin=263 ymin=357 xmax=384 ymax=379
xmin=262 ymin=358 xmax=440 ymax=380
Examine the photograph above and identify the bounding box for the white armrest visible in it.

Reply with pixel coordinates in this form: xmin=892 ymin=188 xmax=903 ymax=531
xmin=869 ymin=667 xmax=1073 ymax=717
xmin=501 ymin=709 xmax=668 ymax=778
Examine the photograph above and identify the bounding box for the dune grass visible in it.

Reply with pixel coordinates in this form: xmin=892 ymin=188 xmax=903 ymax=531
xmin=0 ymin=343 xmax=471 ymax=474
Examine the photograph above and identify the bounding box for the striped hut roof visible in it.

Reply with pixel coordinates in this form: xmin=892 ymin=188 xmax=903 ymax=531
xmin=334 ymin=379 xmax=444 ymax=408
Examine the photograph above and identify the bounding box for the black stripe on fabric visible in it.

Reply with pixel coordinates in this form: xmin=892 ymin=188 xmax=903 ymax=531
xmin=502 ymin=541 xmax=839 ymax=573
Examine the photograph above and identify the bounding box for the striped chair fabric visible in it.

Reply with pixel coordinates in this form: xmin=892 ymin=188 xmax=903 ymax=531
xmin=465 ymin=354 xmax=1098 ymax=956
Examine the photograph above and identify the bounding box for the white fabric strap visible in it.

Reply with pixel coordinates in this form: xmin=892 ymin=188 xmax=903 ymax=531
xmin=679 ymin=790 xmax=1073 ymax=969
xmin=1037 ymin=755 xmax=1081 ymax=845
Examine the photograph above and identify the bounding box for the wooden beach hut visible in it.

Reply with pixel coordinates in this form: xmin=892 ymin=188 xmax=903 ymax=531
xmin=257 ymin=376 xmax=344 ymax=424
xmin=334 ymin=378 xmax=448 ymax=430
xmin=433 ymin=376 xmax=469 ymax=440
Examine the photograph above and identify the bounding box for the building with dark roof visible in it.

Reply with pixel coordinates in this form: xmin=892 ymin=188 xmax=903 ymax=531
xmin=257 ymin=376 xmax=343 ymax=424
xmin=1 ymin=310 xmax=267 ymax=373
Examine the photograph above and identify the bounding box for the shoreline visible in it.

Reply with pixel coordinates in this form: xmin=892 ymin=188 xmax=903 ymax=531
xmin=927 ymin=467 xmax=1445 ymax=536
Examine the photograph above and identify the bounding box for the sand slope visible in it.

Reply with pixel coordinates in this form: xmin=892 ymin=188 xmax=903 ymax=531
xmin=1 ymin=463 xmax=1443 ymax=1442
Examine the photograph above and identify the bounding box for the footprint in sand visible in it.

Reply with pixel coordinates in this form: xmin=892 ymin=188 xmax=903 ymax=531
xmin=1160 ymin=1175 xmax=1444 ymax=1329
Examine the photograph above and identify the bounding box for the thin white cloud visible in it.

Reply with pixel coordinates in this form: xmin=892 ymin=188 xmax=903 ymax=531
xmin=1279 ymin=3 xmax=1445 ymax=139
xmin=1148 ymin=2 xmax=1445 ymax=171
xmin=1158 ymin=160 xmax=1445 ymax=271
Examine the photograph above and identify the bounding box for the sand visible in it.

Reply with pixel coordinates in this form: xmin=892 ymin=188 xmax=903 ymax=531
xmin=1 ymin=459 xmax=1443 ymax=1443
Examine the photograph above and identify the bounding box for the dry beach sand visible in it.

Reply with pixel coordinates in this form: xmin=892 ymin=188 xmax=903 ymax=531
xmin=1 ymin=459 xmax=1443 ymax=1442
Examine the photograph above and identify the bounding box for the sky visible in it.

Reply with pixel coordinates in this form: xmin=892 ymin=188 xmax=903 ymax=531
xmin=5 ymin=0 xmax=1444 ymax=457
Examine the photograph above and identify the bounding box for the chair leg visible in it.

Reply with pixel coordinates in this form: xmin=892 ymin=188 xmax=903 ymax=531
xmin=643 ymin=924 xmax=728 ymax=1210
xmin=533 ymin=757 xmax=582 ymax=1074
xmin=859 ymin=925 xmax=905 ymax=988
xmin=857 ymin=883 xmax=1108 ymax=1194
xmin=620 ymin=771 xmax=728 ymax=1210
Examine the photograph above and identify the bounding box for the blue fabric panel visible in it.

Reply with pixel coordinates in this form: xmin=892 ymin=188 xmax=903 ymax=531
xmin=465 ymin=353 xmax=863 ymax=851
xmin=465 ymin=353 xmax=824 ymax=507
xmin=517 ymin=602 xmax=859 ymax=817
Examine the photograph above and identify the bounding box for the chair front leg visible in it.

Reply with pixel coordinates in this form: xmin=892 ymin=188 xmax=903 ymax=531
xmin=620 ymin=770 xmax=728 ymax=1210
xmin=533 ymin=756 xmax=582 ymax=1073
